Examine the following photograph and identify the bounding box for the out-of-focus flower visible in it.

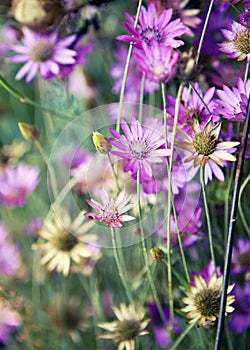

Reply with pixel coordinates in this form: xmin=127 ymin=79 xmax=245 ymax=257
xmin=0 ymin=163 xmax=39 ymax=207
xmin=18 ymin=122 xmax=39 ymax=141
xmin=231 ymin=237 xmax=250 ymax=275
xmin=97 ymin=303 xmax=150 ymax=350
xmin=84 ymin=187 xmax=135 ymax=228
xmin=181 ymin=272 xmax=235 ymax=327
xmin=229 ymin=282 xmax=250 ymax=333
xmin=0 ymin=222 xmax=20 ymax=276
xmin=148 ymin=303 xmax=181 ymax=346
xmin=10 ymin=27 xmax=77 ymax=82
xmin=109 ymin=118 xmax=171 ymax=182
xmin=215 ymin=77 xmax=250 ymax=121
xmin=240 ymin=1 xmax=250 ymax=29
xmin=134 ymin=42 xmax=179 ymax=83
xmin=116 ymin=3 xmax=187 ymax=49
xmin=209 ymin=59 xmax=245 ymax=88
xmin=175 ymin=117 xmax=240 ymax=183
xmin=0 ymin=299 xmax=22 ymax=345
xmin=219 ymin=20 xmax=250 ymax=62
xmin=145 ymin=0 xmax=201 ymax=37
xmin=0 ymin=23 xmax=19 ymax=59
xmin=0 ymin=140 xmax=29 ymax=169
xmin=33 ymin=208 xmax=98 ymax=276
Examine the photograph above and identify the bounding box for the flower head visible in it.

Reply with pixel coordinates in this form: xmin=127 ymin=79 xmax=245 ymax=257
xmin=229 ymin=282 xmax=250 ymax=334
xmin=134 ymin=42 xmax=179 ymax=83
xmin=109 ymin=117 xmax=171 ymax=182
xmin=175 ymin=117 xmax=240 ymax=183
xmin=231 ymin=237 xmax=250 ymax=275
xmin=84 ymin=188 xmax=135 ymax=228
xmin=219 ymin=21 xmax=250 ymax=62
xmin=116 ymin=3 xmax=187 ymax=49
xmin=181 ymin=272 xmax=235 ymax=327
xmin=97 ymin=303 xmax=150 ymax=350
xmin=0 ymin=163 xmax=39 ymax=207
xmin=10 ymin=27 xmax=77 ymax=82
xmin=33 ymin=208 xmax=98 ymax=276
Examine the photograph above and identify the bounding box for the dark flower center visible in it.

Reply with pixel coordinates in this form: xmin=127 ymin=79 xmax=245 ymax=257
xmin=194 ymin=287 xmax=221 ymax=317
xmin=116 ymin=319 xmax=141 ymax=340
xmin=237 ymin=252 xmax=250 ymax=269
xmin=193 ymin=132 xmax=217 ymax=156
xmin=234 ymin=29 xmax=250 ymax=55
xmin=140 ymin=26 xmax=162 ymax=45
xmin=55 ymin=229 xmax=79 ymax=251
xmin=184 ymin=108 xmax=204 ymax=125
xmin=30 ymin=39 xmax=55 ymax=62
xmin=129 ymin=139 xmax=150 ymax=159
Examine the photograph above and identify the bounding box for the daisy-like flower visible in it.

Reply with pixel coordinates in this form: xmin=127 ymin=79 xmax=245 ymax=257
xmin=134 ymin=42 xmax=179 ymax=83
xmin=116 ymin=3 xmax=187 ymax=49
xmin=32 ymin=208 xmax=98 ymax=276
xmin=10 ymin=27 xmax=77 ymax=82
xmin=0 ymin=163 xmax=39 ymax=207
xmin=181 ymin=272 xmax=235 ymax=327
xmin=175 ymin=117 xmax=240 ymax=183
xmin=231 ymin=237 xmax=250 ymax=275
xmin=219 ymin=20 xmax=250 ymax=62
xmin=109 ymin=117 xmax=171 ymax=182
xmin=215 ymin=77 xmax=250 ymax=121
xmin=97 ymin=303 xmax=150 ymax=350
xmin=84 ymin=188 xmax=135 ymax=228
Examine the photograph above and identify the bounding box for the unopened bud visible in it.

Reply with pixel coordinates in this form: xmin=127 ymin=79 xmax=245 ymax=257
xmin=92 ymin=131 xmax=112 ymax=154
xmin=150 ymin=247 xmax=164 ymax=261
xmin=18 ymin=122 xmax=39 ymax=141
xmin=177 ymin=47 xmax=201 ymax=83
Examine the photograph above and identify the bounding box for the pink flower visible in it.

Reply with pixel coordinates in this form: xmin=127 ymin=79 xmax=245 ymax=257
xmin=84 ymin=188 xmax=135 ymax=228
xmin=0 ymin=222 xmax=20 ymax=275
xmin=0 ymin=303 xmax=22 ymax=344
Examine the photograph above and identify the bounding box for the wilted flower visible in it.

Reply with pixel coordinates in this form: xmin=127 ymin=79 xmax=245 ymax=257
xmin=0 ymin=163 xmax=39 ymax=207
xmin=109 ymin=117 xmax=171 ymax=182
xmin=181 ymin=272 xmax=235 ymax=327
xmin=84 ymin=187 xmax=135 ymax=228
xmin=10 ymin=27 xmax=77 ymax=82
xmin=231 ymin=237 xmax=250 ymax=275
xmin=219 ymin=20 xmax=250 ymax=62
xmin=116 ymin=3 xmax=187 ymax=49
xmin=33 ymin=208 xmax=98 ymax=276
xmin=97 ymin=303 xmax=150 ymax=350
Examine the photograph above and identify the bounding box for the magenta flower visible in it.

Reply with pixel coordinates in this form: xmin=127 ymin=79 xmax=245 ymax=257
xmin=0 ymin=222 xmax=20 ymax=275
xmin=134 ymin=42 xmax=179 ymax=83
xmin=84 ymin=188 xmax=135 ymax=228
xmin=229 ymin=282 xmax=250 ymax=334
xmin=0 ymin=163 xmax=39 ymax=207
xmin=116 ymin=3 xmax=187 ymax=49
xmin=215 ymin=77 xmax=250 ymax=121
xmin=109 ymin=117 xmax=171 ymax=182
xmin=10 ymin=27 xmax=77 ymax=82
xmin=232 ymin=238 xmax=250 ymax=275
xmin=0 ymin=303 xmax=22 ymax=345
xmin=218 ymin=20 xmax=250 ymax=62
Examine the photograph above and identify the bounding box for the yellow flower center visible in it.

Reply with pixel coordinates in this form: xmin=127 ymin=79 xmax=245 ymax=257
xmin=30 ymin=39 xmax=54 ymax=62
xmin=193 ymin=132 xmax=217 ymax=156
xmin=194 ymin=287 xmax=221 ymax=317
xmin=116 ymin=319 xmax=141 ymax=340
xmin=234 ymin=29 xmax=250 ymax=55
xmin=54 ymin=229 xmax=79 ymax=252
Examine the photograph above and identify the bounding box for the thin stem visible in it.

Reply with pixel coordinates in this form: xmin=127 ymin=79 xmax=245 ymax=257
xmin=200 ymin=166 xmax=216 ymax=267
xmin=108 ymin=153 xmax=120 ymax=194
xmin=161 ymin=83 xmax=168 ymax=146
xmin=110 ymin=227 xmax=133 ymax=304
xmin=136 ymin=169 xmax=169 ymax=330
xmin=195 ymin=0 xmax=215 ymax=65
xmin=214 ymin=93 xmax=250 ymax=350
xmin=169 ymin=323 xmax=196 ymax=350
xmin=190 ymin=82 xmax=212 ymax=114
xmin=138 ymin=75 xmax=145 ymax=123
xmin=238 ymin=173 xmax=250 ymax=236
xmin=244 ymin=62 xmax=249 ymax=84
xmin=116 ymin=0 xmax=143 ymax=132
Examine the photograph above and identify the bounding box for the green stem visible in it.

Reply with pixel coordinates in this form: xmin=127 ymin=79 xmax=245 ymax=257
xmin=138 ymin=75 xmax=145 ymax=123
xmin=244 ymin=62 xmax=249 ymax=84
xmin=136 ymin=170 xmax=169 ymax=331
xmin=110 ymin=227 xmax=133 ymax=304
xmin=238 ymin=173 xmax=250 ymax=236
xmin=190 ymin=82 xmax=212 ymax=114
xmin=169 ymin=323 xmax=196 ymax=350
xmin=200 ymin=166 xmax=216 ymax=267
xmin=116 ymin=0 xmax=143 ymax=132
xmin=108 ymin=153 xmax=120 ymax=194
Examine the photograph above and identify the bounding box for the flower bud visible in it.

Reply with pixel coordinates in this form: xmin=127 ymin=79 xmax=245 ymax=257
xmin=92 ymin=131 xmax=112 ymax=154
xmin=18 ymin=122 xmax=39 ymax=141
xmin=150 ymin=247 xmax=164 ymax=261
xmin=177 ymin=47 xmax=201 ymax=83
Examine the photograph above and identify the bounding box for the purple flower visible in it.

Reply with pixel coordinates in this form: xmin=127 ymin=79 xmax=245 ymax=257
xmin=109 ymin=117 xmax=171 ymax=182
xmin=215 ymin=77 xmax=250 ymax=121
xmin=148 ymin=303 xmax=182 ymax=347
xmin=10 ymin=27 xmax=77 ymax=82
xmin=218 ymin=21 xmax=250 ymax=62
xmin=228 ymin=282 xmax=250 ymax=334
xmin=0 ymin=222 xmax=20 ymax=276
xmin=84 ymin=187 xmax=135 ymax=228
xmin=116 ymin=3 xmax=187 ymax=49
xmin=0 ymin=302 xmax=22 ymax=345
xmin=134 ymin=42 xmax=179 ymax=83
xmin=0 ymin=163 xmax=39 ymax=207
xmin=231 ymin=238 xmax=250 ymax=275
xmin=192 ymin=260 xmax=222 ymax=285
